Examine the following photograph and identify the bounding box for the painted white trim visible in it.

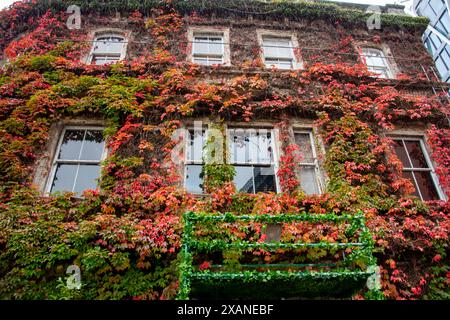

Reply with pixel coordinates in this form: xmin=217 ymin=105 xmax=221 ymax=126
xmin=226 ymin=126 xmax=280 ymax=193
xmin=293 ymin=129 xmax=323 ymax=195
xmin=187 ymin=26 xmax=231 ymax=67
xmin=390 ymin=135 xmax=446 ymax=201
xmin=256 ymin=29 xmax=303 ymax=71
xmin=45 ymin=126 xmax=106 ymax=195
xmin=360 ymin=47 xmax=395 ymax=79
xmin=183 ymin=126 xmax=207 ymax=195
xmin=85 ymin=29 xmax=130 ymax=65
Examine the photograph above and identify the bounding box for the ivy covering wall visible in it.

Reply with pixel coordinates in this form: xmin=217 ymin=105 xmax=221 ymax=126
xmin=0 ymin=0 xmax=448 ymax=300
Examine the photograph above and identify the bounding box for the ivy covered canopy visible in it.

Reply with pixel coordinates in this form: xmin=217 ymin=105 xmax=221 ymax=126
xmin=178 ymin=211 xmax=377 ymax=299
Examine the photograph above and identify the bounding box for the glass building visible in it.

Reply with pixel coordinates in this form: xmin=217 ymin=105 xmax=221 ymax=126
xmin=413 ymin=0 xmax=450 ymax=83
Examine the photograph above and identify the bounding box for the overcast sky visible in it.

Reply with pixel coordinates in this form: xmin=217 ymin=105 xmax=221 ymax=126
xmin=0 ymin=0 xmax=17 ymax=10
xmin=0 ymin=0 xmax=410 ymax=11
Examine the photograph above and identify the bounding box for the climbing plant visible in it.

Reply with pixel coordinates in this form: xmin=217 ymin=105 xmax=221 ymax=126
xmin=0 ymin=0 xmax=448 ymax=300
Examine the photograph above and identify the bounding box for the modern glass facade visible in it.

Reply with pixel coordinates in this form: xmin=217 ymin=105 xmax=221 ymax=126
xmin=413 ymin=0 xmax=450 ymax=83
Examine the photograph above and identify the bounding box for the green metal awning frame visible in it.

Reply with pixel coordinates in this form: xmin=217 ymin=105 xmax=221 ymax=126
xmin=178 ymin=211 xmax=378 ymax=299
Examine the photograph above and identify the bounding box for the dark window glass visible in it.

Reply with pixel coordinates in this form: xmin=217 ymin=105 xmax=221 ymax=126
xmin=254 ymin=166 xmax=276 ymax=193
xmin=393 ymin=138 xmax=440 ymax=201
xmin=73 ymin=165 xmax=101 ymax=194
xmin=233 ymin=166 xmax=276 ymax=194
xmin=393 ymin=140 xmax=411 ymax=167
xmin=58 ymin=130 xmax=84 ymax=160
xmin=51 ymin=164 xmax=78 ymax=193
xmin=404 ymin=141 xmax=428 ymax=168
xmin=80 ymin=130 xmax=104 ymax=161
xmin=402 ymin=171 xmax=420 ymax=198
xmin=414 ymin=171 xmax=439 ymax=201
xmin=234 ymin=166 xmax=254 ymax=193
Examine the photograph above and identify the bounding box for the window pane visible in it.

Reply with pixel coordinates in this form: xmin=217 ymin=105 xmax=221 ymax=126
xmin=193 ymin=57 xmax=223 ymax=66
xmin=404 ymin=141 xmax=428 ymax=168
xmin=185 ymin=164 xmax=203 ymax=194
xmin=229 ymin=129 xmax=273 ymax=164
xmin=300 ymin=166 xmax=319 ymax=194
xmin=80 ymin=130 xmax=104 ymax=161
xmin=294 ymin=133 xmax=314 ymax=163
xmin=193 ymin=34 xmax=223 ymax=56
xmin=435 ymin=13 xmax=450 ymax=35
xmin=262 ymin=39 xmax=278 ymax=58
xmin=414 ymin=171 xmax=439 ymax=201
xmin=193 ymin=57 xmax=208 ymax=65
xmin=93 ymin=36 xmax=124 ymax=54
xmin=58 ymin=130 xmax=85 ymax=160
xmin=276 ymin=39 xmax=292 ymax=58
xmin=265 ymin=59 xmax=292 ymax=70
xmin=51 ymin=164 xmax=78 ymax=193
xmin=234 ymin=166 xmax=254 ymax=193
xmin=93 ymin=41 xmax=110 ymax=54
xmin=73 ymin=165 xmax=101 ymax=194
xmin=263 ymin=38 xmax=292 ymax=59
xmin=402 ymin=171 xmax=420 ymax=198
xmin=253 ymin=131 xmax=273 ymax=164
xmin=254 ymin=166 xmax=276 ymax=193
xmin=362 ymin=48 xmax=391 ymax=78
xmin=370 ymin=66 xmax=389 ymax=78
xmin=435 ymin=56 xmax=449 ymax=73
xmin=371 ymin=55 xmax=384 ymax=67
xmin=208 ymin=37 xmax=223 ymax=55
xmin=230 ymin=129 xmax=250 ymax=163
xmin=187 ymin=130 xmax=205 ymax=162
xmin=204 ymin=57 xmax=223 ymax=66
xmin=92 ymin=55 xmax=121 ymax=65
xmin=193 ymin=37 xmax=209 ymax=55
xmin=392 ymin=140 xmax=412 ymax=167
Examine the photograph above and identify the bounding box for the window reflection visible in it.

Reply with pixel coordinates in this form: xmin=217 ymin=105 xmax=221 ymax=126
xmin=192 ymin=33 xmax=224 ymax=66
xmin=262 ymin=36 xmax=295 ymax=70
xmin=294 ymin=132 xmax=321 ymax=195
xmin=185 ymin=164 xmax=204 ymax=194
xmin=50 ymin=128 xmax=104 ymax=195
xmin=393 ymin=138 xmax=440 ymax=201
xmin=229 ymin=128 xmax=277 ymax=194
xmin=185 ymin=129 xmax=206 ymax=194
xmin=91 ymin=34 xmax=125 ymax=65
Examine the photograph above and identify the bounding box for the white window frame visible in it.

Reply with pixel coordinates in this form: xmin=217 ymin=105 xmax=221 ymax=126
xmin=293 ymin=129 xmax=323 ymax=194
xmin=391 ymin=136 xmax=446 ymax=201
xmin=188 ymin=27 xmax=231 ymax=66
xmin=227 ymin=127 xmax=280 ymax=194
xmin=183 ymin=127 xmax=207 ymax=194
xmin=192 ymin=33 xmax=224 ymax=65
xmin=45 ymin=126 xmax=107 ymax=195
xmin=360 ymin=47 xmax=394 ymax=79
xmin=257 ymin=29 xmax=302 ymax=70
xmin=182 ymin=124 xmax=281 ymax=194
xmin=262 ymin=36 xmax=295 ymax=70
xmin=87 ymin=32 xmax=128 ymax=65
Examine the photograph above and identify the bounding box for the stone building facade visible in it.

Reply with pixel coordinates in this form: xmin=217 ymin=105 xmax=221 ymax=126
xmin=0 ymin=0 xmax=449 ymax=300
